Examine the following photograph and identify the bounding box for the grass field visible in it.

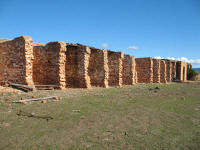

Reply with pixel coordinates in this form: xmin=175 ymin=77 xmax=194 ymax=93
xmin=0 ymin=82 xmax=200 ymax=150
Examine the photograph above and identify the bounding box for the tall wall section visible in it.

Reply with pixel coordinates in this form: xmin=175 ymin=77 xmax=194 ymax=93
xmin=122 ymin=55 xmax=135 ymax=85
xmin=160 ymin=60 xmax=167 ymax=83
xmin=176 ymin=61 xmax=187 ymax=81
xmin=153 ymin=59 xmax=161 ymax=83
xmin=135 ymin=57 xmax=153 ymax=83
xmin=0 ymin=36 xmax=33 ymax=85
xmin=65 ymin=45 xmax=91 ymax=88
xmin=164 ymin=60 xmax=172 ymax=82
xmin=33 ymin=42 xmax=67 ymax=89
xmin=88 ymin=48 xmax=109 ymax=88
xmin=171 ymin=61 xmax=176 ymax=81
xmin=108 ymin=51 xmax=124 ymax=86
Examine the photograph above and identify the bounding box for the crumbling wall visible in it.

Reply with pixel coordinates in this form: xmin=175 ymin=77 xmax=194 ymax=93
xmin=33 ymin=42 xmax=66 ymax=89
xmin=0 ymin=36 xmax=33 ymax=85
xmin=122 ymin=55 xmax=135 ymax=85
xmin=135 ymin=58 xmax=153 ymax=83
xmin=108 ymin=51 xmax=124 ymax=86
xmin=65 ymin=45 xmax=91 ymax=88
xmin=171 ymin=61 xmax=176 ymax=80
xmin=160 ymin=60 xmax=167 ymax=83
xmin=164 ymin=60 xmax=172 ymax=82
xmin=88 ymin=48 xmax=109 ymax=88
xmin=153 ymin=59 xmax=161 ymax=83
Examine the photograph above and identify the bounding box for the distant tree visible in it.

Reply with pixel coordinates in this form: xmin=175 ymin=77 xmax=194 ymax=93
xmin=187 ymin=68 xmax=198 ymax=80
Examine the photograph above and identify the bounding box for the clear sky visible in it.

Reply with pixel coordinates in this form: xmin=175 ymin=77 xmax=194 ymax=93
xmin=0 ymin=0 xmax=200 ymax=67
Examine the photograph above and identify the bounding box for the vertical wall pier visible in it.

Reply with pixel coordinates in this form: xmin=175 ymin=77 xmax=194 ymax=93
xmin=33 ymin=42 xmax=67 ymax=89
xmin=164 ymin=59 xmax=172 ymax=82
xmin=108 ymin=51 xmax=124 ymax=87
xmin=65 ymin=45 xmax=91 ymax=88
xmin=0 ymin=36 xmax=34 ymax=85
xmin=135 ymin=57 xmax=153 ymax=83
xmin=122 ymin=55 xmax=136 ymax=85
xmin=88 ymin=48 xmax=109 ymax=88
xmin=160 ymin=60 xmax=167 ymax=83
xmin=153 ymin=59 xmax=161 ymax=83
xmin=171 ymin=61 xmax=177 ymax=81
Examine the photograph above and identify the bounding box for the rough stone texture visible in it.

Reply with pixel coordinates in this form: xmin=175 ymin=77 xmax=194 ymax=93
xmin=65 ymin=45 xmax=91 ymax=88
xmin=135 ymin=57 xmax=153 ymax=83
xmin=171 ymin=61 xmax=177 ymax=81
xmin=176 ymin=61 xmax=187 ymax=81
xmin=160 ymin=60 xmax=167 ymax=83
xmin=153 ymin=59 xmax=161 ymax=83
xmin=0 ymin=36 xmax=34 ymax=85
xmin=108 ymin=51 xmax=124 ymax=86
xmin=164 ymin=60 xmax=172 ymax=82
xmin=88 ymin=48 xmax=109 ymax=88
xmin=33 ymin=42 xmax=67 ymax=89
xmin=187 ymin=63 xmax=192 ymax=70
xmin=122 ymin=55 xmax=135 ymax=85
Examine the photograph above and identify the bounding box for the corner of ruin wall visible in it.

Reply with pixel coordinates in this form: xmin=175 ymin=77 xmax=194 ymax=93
xmin=122 ymin=55 xmax=136 ymax=85
xmin=0 ymin=36 xmax=34 ymax=85
xmin=160 ymin=60 xmax=167 ymax=83
xmin=108 ymin=51 xmax=124 ymax=87
xmin=153 ymin=59 xmax=161 ymax=83
xmin=135 ymin=57 xmax=153 ymax=83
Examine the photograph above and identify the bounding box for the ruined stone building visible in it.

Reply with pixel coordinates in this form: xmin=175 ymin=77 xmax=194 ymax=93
xmin=0 ymin=36 xmax=190 ymax=89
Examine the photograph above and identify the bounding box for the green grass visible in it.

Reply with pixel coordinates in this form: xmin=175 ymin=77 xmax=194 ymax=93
xmin=0 ymin=82 xmax=200 ymax=150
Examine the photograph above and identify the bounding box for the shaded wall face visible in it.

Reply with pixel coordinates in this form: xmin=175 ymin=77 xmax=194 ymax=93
xmin=153 ymin=59 xmax=161 ymax=83
xmin=171 ymin=61 xmax=176 ymax=80
xmin=165 ymin=60 xmax=172 ymax=82
xmin=122 ymin=55 xmax=135 ymax=85
xmin=0 ymin=36 xmax=33 ymax=85
xmin=33 ymin=42 xmax=66 ymax=88
xmin=135 ymin=58 xmax=153 ymax=83
xmin=160 ymin=60 xmax=167 ymax=83
xmin=176 ymin=61 xmax=187 ymax=81
xmin=108 ymin=51 xmax=124 ymax=86
xmin=88 ymin=48 xmax=108 ymax=87
xmin=65 ymin=46 xmax=91 ymax=88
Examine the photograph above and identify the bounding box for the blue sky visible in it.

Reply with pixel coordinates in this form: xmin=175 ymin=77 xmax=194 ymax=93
xmin=0 ymin=0 xmax=200 ymax=67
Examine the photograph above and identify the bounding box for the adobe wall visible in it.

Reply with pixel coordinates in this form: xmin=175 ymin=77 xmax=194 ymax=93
xmin=160 ymin=60 xmax=167 ymax=83
xmin=88 ymin=48 xmax=109 ymax=88
xmin=135 ymin=57 xmax=153 ymax=83
xmin=153 ymin=59 xmax=161 ymax=83
xmin=108 ymin=51 xmax=124 ymax=86
xmin=33 ymin=42 xmax=67 ymax=89
xmin=65 ymin=45 xmax=91 ymax=88
xmin=0 ymin=36 xmax=33 ymax=85
xmin=122 ymin=55 xmax=136 ymax=85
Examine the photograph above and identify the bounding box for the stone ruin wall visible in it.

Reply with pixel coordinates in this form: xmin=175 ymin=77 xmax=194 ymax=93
xmin=107 ymin=51 xmax=124 ymax=87
xmin=160 ymin=60 xmax=167 ymax=83
xmin=122 ymin=55 xmax=136 ymax=85
xmin=33 ymin=42 xmax=66 ymax=89
xmin=88 ymin=48 xmax=109 ymax=88
xmin=0 ymin=36 xmax=33 ymax=85
xmin=0 ymin=36 xmax=190 ymax=88
xmin=153 ymin=59 xmax=161 ymax=83
xmin=135 ymin=58 xmax=153 ymax=83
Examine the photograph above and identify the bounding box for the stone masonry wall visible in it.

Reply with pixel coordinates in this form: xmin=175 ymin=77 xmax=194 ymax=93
xmin=33 ymin=42 xmax=67 ymax=89
xmin=164 ymin=60 xmax=172 ymax=82
xmin=153 ymin=59 xmax=161 ymax=83
xmin=160 ymin=60 xmax=167 ymax=83
xmin=108 ymin=51 xmax=124 ymax=86
xmin=88 ymin=48 xmax=109 ymax=88
xmin=65 ymin=45 xmax=91 ymax=88
xmin=122 ymin=55 xmax=135 ymax=85
xmin=171 ymin=61 xmax=176 ymax=81
xmin=0 ymin=36 xmax=33 ymax=85
xmin=176 ymin=61 xmax=187 ymax=81
xmin=135 ymin=58 xmax=153 ymax=83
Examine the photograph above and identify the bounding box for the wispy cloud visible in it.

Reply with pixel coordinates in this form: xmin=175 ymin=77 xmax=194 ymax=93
xmin=102 ymin=43 xmax=109 ymax=49
xmin=127 ymin=46 xmax=138 ymax=50
xmin=154 ymin=56 xmax=200 ymax=64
